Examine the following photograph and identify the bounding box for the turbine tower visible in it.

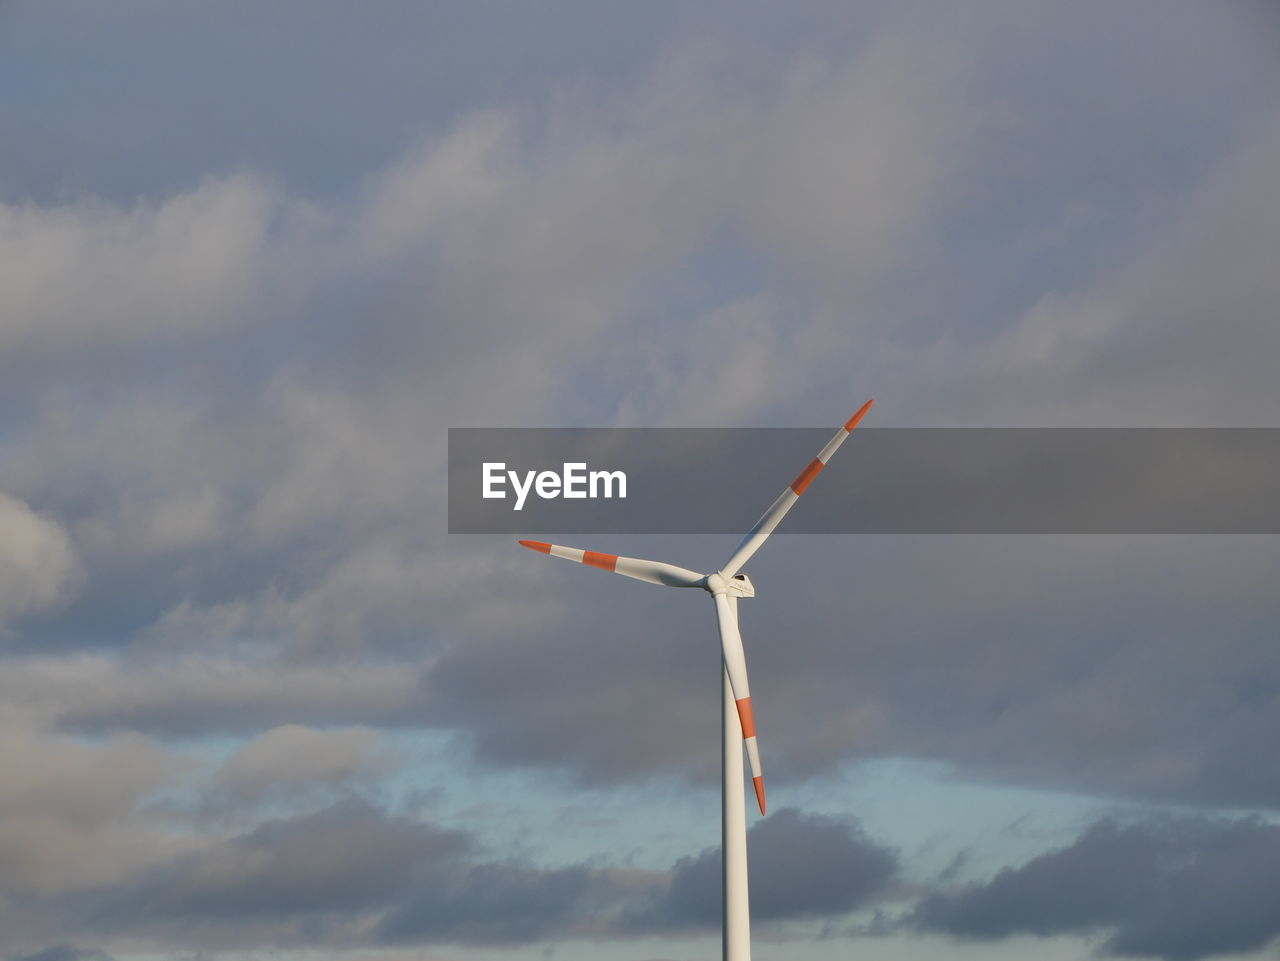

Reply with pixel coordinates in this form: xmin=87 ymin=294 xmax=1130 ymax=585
xmin=518 ymin=400 xmax=874 ymax=960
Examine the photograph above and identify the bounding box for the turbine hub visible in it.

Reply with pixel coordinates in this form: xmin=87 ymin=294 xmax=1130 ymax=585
xmin=706 ymin=571 xmax=756 ymax=598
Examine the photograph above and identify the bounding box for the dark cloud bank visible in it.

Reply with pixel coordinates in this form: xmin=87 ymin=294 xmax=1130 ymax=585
xmin=6 ymin=803 xmax=895 ymax=956
xmin=11 ymin=801 xmax=1280 ymax=961
xmin=915 ymin=816 xmax=1280 ymax=960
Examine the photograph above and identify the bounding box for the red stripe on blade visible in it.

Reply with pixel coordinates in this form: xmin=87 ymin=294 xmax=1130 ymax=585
xmin=735 ymin=697 xmax=756 ymax=738
xmin=582 ymin=551 xmax=618 ymax=572
xmin=790 ymin=458 xmax=824 ymax=495
xmin=753 ymin=776 xmax=766 ymax=815
xmin=844 ymin=398 xmax=875 ymax=432
xmin=519 ymin=540 xmax=552 ymax=553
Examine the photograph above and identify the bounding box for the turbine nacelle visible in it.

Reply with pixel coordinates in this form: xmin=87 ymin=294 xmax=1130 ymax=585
xmin=706 ymin=571 xmax=756 ymax=598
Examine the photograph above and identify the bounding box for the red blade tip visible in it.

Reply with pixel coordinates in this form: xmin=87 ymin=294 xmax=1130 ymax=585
xmin=753 ymin=776 xmax=767 ymax=815
xmin=518 ymin=540 xmax=552 ymax=553
xmin=844 ymin=398 xmax=875 ymax=432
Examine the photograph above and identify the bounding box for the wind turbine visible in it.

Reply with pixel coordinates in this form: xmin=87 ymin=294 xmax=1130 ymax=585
xmin=518 ymin=399 xmax=874 ymax=960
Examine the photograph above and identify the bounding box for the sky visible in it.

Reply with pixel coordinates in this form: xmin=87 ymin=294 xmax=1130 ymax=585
xmin=1 ymin=1 xmax=1279 ymax=959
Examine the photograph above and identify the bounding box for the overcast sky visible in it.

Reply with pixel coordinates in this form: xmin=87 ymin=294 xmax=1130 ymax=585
xmin=2 ymin=2 xmax=1280 ymax=960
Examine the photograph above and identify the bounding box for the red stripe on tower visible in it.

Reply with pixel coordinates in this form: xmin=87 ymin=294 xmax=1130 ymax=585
xmin=582 ymin=551 xmax=618 ymax=572
xmin=790 ymin=458 xmax=824 ymax=495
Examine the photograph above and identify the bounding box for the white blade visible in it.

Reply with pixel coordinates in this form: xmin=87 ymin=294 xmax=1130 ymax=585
xmin=720 ymin=399 xmax=874 ymax=578
xmin=714 ymin=592 xmax=766 ymax=815
xmin=519 ymin=540 xmax=705 ymax=588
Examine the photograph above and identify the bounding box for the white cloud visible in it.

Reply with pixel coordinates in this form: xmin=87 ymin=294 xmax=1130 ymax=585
xmin=0 ymin=653 xmax=423 ymax=735
xmin=77 ymin=486 xmax=224 ymax=558
xmin=357 ymin=111 xmax=517 ymax=263
xmin=0 ymin=175 xmax=276 ymax=358
xmin=866 ymin=110 xmax=1280 ymax=426
xmin=0 ymin=492 xmax=80 ymax=630
xmin=731 ymin=19 xmax=977 ymax=288
xmin=0 ymin=709 xmax=192 ymax=896
xmin=216 ymin=724 xmax=393 ymax=801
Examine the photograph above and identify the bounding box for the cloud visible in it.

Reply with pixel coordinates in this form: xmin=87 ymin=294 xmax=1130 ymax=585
xmin=104 ymin=798 xmax=643 ymax=948
xmin=0 ymin=492 xmax=79 ymax=631
xmin=215 ymin=724 xmax=393 ymax=802
xmin=378 ymin=863 xmax=656 ymax=945
xmin=0 ymin=174 xmax=276 ymax=361
xmin=76 ymin=486 xmax=224 ymax=558
xmin=729 ymin=13 xmax=975 ymax=289
xmin=0 ymin=710 xmax=190 ymax=899
xmin=0 ymin=653 xmax=423 ymax=736
xmin=417 ymin=532 xmax=1280 ymax=811
xmin=647 ymin=808 xmax=898 ymax=928
xmin=748 ymin=536 xmax=1280 ymax=807
xmin=906 ymin=110 xmax=1280 ymax=427
xmin=0 ymin=797 xmax=893 ymax=951
xmin=356 ymin=111 xmax=516 ymax=263
xmin=914 ymin=816 xmax=1280 ymax=960
xmin=10 ymin=948 xmax=116 ymax=961
xmin=114 ymin=799 xmax=468 ymax=924
xmin=379 ymin=807 xmax=896 ymax=944
xmin=0 ymin=3 xmax=984 ymax=665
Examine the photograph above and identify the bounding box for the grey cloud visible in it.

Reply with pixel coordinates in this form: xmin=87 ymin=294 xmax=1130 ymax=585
xmin=0 ymin=175 xmax=277 ymax=364
xmin=0 ymin=491 xmax=80 ymax=631
xmin=748 ymin=536 xmax=1280 ymax=808
xmin=214 ymin=724 xmax=393 ymax=803
xmin=420 ymin=577 xmax=722 ymax=784
xmin=904 ymin=110 xmax=1280 ymax=429
xmin=0 ymin=654 xmax=425 ymax=737
xmin=914 ymin=816 xmax=1280 ymax=960
xmin=420 ymin=533 xmax=1280 ymax=809
xmin=746 ymin=808 xmax=898 ymax=920
xmin=730 ymin=13 xmax=975 ymax=290
xmin=110 ymin=799 xmax=469 ymax=924
xmin=105 ymin=797 xmax=656 ymax=947
xmin=654 ymin=808 xmax=898 ymax=927
xmin=10 ymin=948 xmax=116 ymax=961
xmin=378 ymin=863 xmax=651 ymax=945
xmin=0 ymin=800 xmax=469 ymax=951
xmin=0 ymin=712 xmax=187 ymax=898
xmin=18 ymin=799 xmax=892 ymax=950
xmin=324 ymin=805 xmax=894 ymax=944
xmin=4 ymin=1 xmax=833 ymax=204
xmin=593 ymin=808 xmax=896 ymax=936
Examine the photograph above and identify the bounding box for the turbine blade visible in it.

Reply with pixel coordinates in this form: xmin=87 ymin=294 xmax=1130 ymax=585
xmin=714 ymin=593 xmax=766 ymax=814
xmin=518 ymin=540 xmax=705 ymax=588
xmin=720 ymin=398 xmax=874 ymax=578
